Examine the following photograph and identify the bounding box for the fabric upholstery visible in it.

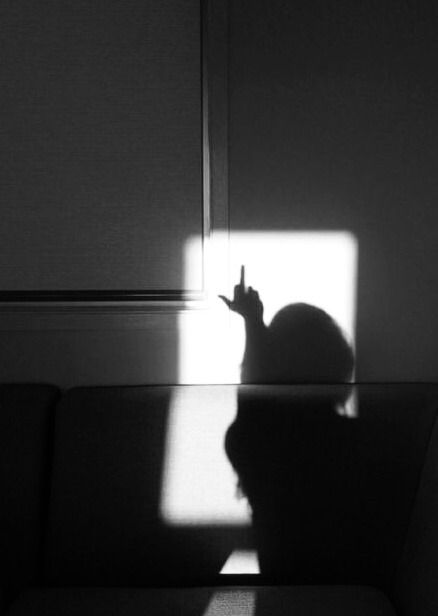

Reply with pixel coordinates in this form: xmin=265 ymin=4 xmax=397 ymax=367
xmin=231 ymin=384 xmax=438 ymax=590
xmin=8 ymin=585 xmax=396 ymax=616
xmin=44 ymin=386 xmax=238 ymax=586
xmin=0 ymin=384 xmax=59 ymax=590
xmin=43 ymin=383 xmax=438 ymax=590
xmin=394 ymin=414 xmax=438 ymax=616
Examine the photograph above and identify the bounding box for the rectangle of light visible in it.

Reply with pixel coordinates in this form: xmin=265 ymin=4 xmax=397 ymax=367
xmin=160 ymin=231 xmax=358 ymax=527
xmin=179 ymin=231 xmax=357 ymax=384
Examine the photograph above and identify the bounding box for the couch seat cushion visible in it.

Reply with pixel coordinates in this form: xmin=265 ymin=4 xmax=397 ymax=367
xmin=8 ymin=585 xmax=396 ymax=615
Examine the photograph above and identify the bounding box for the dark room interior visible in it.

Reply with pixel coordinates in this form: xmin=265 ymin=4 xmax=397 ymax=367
xmin=1 ymin=1 xmax=438 ymax=615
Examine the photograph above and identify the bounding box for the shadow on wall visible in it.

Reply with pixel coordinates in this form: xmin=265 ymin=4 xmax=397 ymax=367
xmin=161 ymin=231 xmax=358 ymax=574
xmin=178 ymin=231 xmax=358 ymax=384
xmin=162 ymin=231 xmax=358 ymax=529
xmin=223 ymin=272 xmax=358 ymax=583
xmin=162 ymin=231 xmax=357 ymax=526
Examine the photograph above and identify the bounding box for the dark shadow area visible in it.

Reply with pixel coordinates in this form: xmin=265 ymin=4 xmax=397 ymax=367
xmin=219 ymin=266 xmax=354 ymax=385
xmin=251 ymin=585 xmax=395 ymax=616
xmin=3 ymin=380 xmax=438 ymax=615
xmin=43 ymin=386 xmax=247 ymax=588
xmin=221 ymin=273 xmax=436 ymax=594
xmin=222 ymin=273 xmax=357 ymax=583
xmin=226 ymin=383 xmax=438 ymax=594
xmin=0 ymin=384 xmax=60 ymax=609
xmin=9 ymin=587 xmax=218 ymax=616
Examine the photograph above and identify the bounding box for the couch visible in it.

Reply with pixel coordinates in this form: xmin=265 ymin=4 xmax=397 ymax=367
xmin=2 ymin=383 xmax=438 ymax=615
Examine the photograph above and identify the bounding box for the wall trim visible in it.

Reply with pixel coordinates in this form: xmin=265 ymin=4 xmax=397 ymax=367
xmin=0 ymin=0 xmax=229 ymax=323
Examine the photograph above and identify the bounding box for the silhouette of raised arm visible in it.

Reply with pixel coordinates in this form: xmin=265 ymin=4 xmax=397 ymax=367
xmin=219 ymin=266 xmax=264 ymax=324
xmin=219 ymin=266 xmax=269 ymax=382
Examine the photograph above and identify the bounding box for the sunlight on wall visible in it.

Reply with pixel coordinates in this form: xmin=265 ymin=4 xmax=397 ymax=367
xmin=179 ymin=231 xmax=358 ymax=384
xmin=203 ymin=589 xmax=256 ymax=616
xmin=160 ymin=231 xmax=358 ymax=530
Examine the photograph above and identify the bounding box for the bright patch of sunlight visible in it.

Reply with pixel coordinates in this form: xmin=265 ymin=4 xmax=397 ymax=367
xmin=179 ymin=231 xmax=357 ymax=384
xmin=161 ymin=231 xmax=358 ymax=531
xmin=160 ymin=386 xmax=250 ymax=525
xmin=220 ymin=550 xmax=260 ymax=575
xmin=203 ymin=590 xmax=256 ymax=616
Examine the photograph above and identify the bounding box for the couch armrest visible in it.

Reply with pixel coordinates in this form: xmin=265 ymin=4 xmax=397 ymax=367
xmin=394 ymin=413 xmax=438 ymax=616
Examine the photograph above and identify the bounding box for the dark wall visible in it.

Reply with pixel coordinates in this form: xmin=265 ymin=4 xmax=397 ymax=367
xmin=229 ymin=0 xmax=438 ymax=379
xmin=0 ymin=1 xmax=437 ymax=384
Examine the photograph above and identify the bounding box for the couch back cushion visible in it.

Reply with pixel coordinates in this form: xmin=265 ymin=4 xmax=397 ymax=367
xmin=232 ymin=385 xmax=438 ymax=590
xmin=44 ymin=386 xmax=243 ymax=586
xmin=0 ymin=384 xmax=59 ymax=590
xmin=44 ymin=384 xmax=438 ymax=588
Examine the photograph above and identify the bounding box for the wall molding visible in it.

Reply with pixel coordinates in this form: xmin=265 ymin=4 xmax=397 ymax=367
xmin=0 ymin=0 xmax=228 ymax=323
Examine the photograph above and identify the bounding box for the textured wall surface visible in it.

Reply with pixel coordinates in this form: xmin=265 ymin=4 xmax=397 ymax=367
xmin=1 ymin=1 xmax=438 ymax=385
